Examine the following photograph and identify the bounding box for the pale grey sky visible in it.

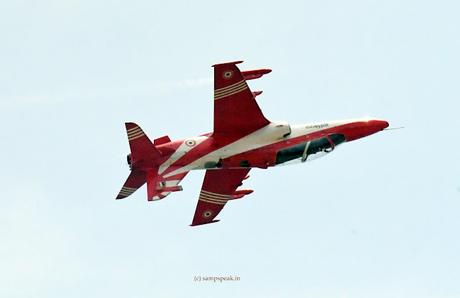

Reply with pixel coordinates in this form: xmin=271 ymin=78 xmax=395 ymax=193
xmin=1 ymin=1 xmax=460 ymax=297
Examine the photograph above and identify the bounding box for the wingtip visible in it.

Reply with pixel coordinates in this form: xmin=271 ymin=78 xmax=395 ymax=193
xmin=190 ymin=219 xmax=220 ymax=227
xmin=212 ymin=61 xmax=243 ymax=67
xmin=125 ymin=122 xmax=139 ymax=130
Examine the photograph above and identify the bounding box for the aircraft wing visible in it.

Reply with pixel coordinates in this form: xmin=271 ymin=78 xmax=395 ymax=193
xmin=191 ymin=168 xmax=251 ymax=226
xmin=213 ymin=61 xmax=270 ymax=136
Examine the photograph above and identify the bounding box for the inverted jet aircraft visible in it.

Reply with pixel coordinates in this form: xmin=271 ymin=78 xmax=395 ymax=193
xmin=116 ymin=61 xmax=389 ymax=226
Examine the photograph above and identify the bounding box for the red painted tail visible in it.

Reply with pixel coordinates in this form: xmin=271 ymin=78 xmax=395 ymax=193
xmin=116 ymin=123 xmax=162 ymax=201
xmin=116 ymin=170 xmax=145 ymax=200
xmin=125 ymin=122 xmax=161 ymax=168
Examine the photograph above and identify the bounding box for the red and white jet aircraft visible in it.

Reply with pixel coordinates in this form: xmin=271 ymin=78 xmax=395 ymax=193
xmin=116 ymin=61 xmax=389 ymax=226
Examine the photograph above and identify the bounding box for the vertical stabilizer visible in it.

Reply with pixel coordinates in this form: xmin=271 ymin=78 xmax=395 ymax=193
xmin=125 ymin=122 xmax=161 ymax=166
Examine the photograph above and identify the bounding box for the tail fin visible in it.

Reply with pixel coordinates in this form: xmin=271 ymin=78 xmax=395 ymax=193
xmin=125 ymin=122 xmax=161 ymax=165
xmin=116 ymin=123 xmax=162 ymax=201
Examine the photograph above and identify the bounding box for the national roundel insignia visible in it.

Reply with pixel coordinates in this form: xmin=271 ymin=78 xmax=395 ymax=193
xmin=223 ymin=70 xmax=233 ymax=79
xmin=203 ymin=210 xmax=213 ymax=218
xmin=185 ymin=139 xmax=196 ymax=147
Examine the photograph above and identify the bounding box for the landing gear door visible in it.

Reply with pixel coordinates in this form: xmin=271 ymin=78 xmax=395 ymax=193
xmin=301 ymin=142 xmax=310 ymax=162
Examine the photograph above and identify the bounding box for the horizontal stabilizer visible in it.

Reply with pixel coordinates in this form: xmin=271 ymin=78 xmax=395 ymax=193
xmin=154 ymin=135 xmax=171 ymax=146
xmin=116 ymin=170 xmax=146 ymax=200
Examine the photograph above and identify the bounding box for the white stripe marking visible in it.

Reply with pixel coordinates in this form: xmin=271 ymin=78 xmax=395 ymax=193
xmin=164 ymin=122 xmax=345 ymax=178
xmin=158 ymin=136 xmax=207 ymax=174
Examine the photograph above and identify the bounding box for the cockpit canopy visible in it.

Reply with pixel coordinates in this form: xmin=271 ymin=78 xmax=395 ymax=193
xmin=275 ymin=134 xmax=345 ymax=165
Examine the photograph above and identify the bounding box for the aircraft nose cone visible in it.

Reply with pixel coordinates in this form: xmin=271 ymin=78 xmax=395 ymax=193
xmin=370 ymin=119 xmax=389 ymax=130
xmin=341 ymin=119 xmax=389 ymax=142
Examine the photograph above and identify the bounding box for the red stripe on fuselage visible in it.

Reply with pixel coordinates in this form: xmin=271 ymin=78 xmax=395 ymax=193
xmin=161 ymin=120 xmax=387 ymax=173
xmin=221 ymin=120 xmax=387 ymax=167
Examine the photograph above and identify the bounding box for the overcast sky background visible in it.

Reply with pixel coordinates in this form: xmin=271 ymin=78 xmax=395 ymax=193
xmin=1 ymin=1 xmax=460 ymax=297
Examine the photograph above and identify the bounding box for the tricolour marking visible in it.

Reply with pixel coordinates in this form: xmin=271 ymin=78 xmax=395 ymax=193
xmin=164 ymin=124 xmax=275 ymax=178
xmin=223 ymin=71 xmax=233 ymax=79
xmin=203 ymin=210 xmax=213 ymax=218
xmin=185 ymin=140 xmax=196 ymax=147
xmin=214 ymin=80 xmax=248 ymax=100
xmin=158 ymin=137 xmax=207 ymax=174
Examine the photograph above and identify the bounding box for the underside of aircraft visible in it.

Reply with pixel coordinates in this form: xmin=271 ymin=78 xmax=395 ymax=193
xmin=116 ymin=61 xmax=389 ymax=226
